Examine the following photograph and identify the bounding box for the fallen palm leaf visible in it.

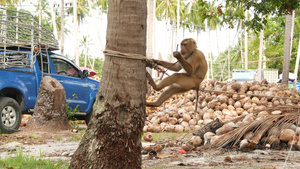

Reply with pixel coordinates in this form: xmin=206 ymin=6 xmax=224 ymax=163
xmin=202 ymin=106 xmax=300 ymax=150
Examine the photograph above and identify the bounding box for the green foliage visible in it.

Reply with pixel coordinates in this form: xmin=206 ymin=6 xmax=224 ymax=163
xmin=0 ymin=149 xmax=69 ymax=169
xmin=66 ymin=94 xmax=79 ymax=129
xmin=78 ymin=55 xmax=104 ymax=77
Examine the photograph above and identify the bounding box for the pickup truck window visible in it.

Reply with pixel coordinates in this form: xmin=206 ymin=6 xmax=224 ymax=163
xmin=37 ymin=54 xmax=50 ymax=73
xmin=52 ymin=58 xmax=80 ymax=78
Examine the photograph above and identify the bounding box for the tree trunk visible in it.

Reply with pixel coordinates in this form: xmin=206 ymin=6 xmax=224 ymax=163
xmin=73 ymin=0 xmax=80 ymax=65
xmin=258 ymin=25 xmax=264 ymax=81
xmin=294 ymin=36 xmax=300 ymax=86
xmin=244 ymin=10 xmax=248 ymax=70
xmin=26 ymin=76 xmax=72 ymax=131
xmin=282 ymin=11 xmax=295 ymax=85
xmin=69 ymin=0 xmax=147 ymax=168
xmin=51 ymin=2 xmax=58 ymax=40
xmin=60 ymin=0 xmax=65 ymax=55
xmin=227 ymin=29 xmax=231 ymax=79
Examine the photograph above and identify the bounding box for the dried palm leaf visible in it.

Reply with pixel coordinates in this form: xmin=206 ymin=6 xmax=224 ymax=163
xmin=202 ymin=106 xmax=300 ymax=150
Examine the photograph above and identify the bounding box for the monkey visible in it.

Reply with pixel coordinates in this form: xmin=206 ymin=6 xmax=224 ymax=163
xmin=146 ymin=38 xmax=208 ymax=109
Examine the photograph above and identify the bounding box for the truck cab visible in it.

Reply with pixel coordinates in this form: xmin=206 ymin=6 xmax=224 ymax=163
xmin=0 ymin=7 xmax=99 ymax=133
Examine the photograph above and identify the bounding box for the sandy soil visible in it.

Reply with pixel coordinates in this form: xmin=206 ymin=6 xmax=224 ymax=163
xmin=1 ymin=125 xmax=300 ymax=169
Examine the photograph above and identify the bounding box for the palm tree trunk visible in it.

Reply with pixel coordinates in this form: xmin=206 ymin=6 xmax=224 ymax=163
xmin=51 ymin=2 xmax=58 ymax=40
xmin=294 ymin=37 xmax=300 ymax=86
xmin=73 ymin=0 xmax=80 ymax=65
xmin=240 ymin=19 xmax=243 ymax=68
xmin=244 ymin=11 xmax=248 ymax=70
xmin=258 ymin=21 xmax=264 ymax=82
xmin=60 ymin=0 xmax=65 ymax=55
xmin=227 ymin=29 xmax=231 ymax=79
xmin=69 ymin=0 xmax=147 ymax=168
xmin=205 ymin=19 xmax=210 ymax=79
xmin=87 ymin=0 xmax=104 ymax=53
xmin=282 ymin=11 xmax=295 ymax=85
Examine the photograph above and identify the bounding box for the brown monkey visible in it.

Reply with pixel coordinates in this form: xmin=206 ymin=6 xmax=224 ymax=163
xmin=146 ymin=38 xmax=208 ymax=107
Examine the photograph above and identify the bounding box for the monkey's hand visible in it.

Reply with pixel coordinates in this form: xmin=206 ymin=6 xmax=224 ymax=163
xmin=145 ymin=58 xmax=156 ymax=68
xmin=173 ymin=51 xmax=182 ymax=60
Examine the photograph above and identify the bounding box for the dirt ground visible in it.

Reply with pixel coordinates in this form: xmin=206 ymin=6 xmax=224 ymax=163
xmin=1 ymin=125 xmax=300 ymax=169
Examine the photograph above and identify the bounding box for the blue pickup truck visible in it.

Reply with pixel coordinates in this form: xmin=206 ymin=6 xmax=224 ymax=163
xmin=0 ymin=8 xmax=99 ymax=133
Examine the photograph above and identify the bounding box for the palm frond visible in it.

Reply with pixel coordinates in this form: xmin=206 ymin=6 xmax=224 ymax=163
xmin=202 ymin=106 xmax=300 ymax=150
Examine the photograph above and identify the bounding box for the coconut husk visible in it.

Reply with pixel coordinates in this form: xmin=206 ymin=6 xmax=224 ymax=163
xmin=201 ymin=106 xmax=300 ymax=150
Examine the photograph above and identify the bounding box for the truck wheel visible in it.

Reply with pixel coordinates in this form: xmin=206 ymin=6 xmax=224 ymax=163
xmin=0 ymin=97 xmax=22 ymax=134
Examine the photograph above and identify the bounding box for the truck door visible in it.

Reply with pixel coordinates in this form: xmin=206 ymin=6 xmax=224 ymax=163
xmin=49 ymin=55 xmax=92 ymax=112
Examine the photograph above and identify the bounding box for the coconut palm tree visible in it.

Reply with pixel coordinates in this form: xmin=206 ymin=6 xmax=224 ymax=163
xmin=0 ymin=0 xmax=19 ymax=5
xmin=156 ymin=0 xmax=185 ymax=60
xmin=282 ymin=11 xmax=295 ymax=85
xmin=69 ymin=0 xmax=147 ymax=167
xmin=67 ymin=0 xmax=89 ymax=65
xmin=205 ymin=2 xmax=221 ymax=79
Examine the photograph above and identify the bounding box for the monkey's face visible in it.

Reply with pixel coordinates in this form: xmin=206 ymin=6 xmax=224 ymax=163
xmin=180 ymin=38 xmax=196 ymax=56
xmin=180 ymin=43 xmax=188 ymax=55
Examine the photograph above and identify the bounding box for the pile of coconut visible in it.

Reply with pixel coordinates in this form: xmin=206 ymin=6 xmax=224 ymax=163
xmin=144 ymin=79 xmax=300 ymax=151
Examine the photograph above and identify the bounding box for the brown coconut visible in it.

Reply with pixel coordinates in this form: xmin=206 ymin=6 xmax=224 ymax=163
xmin=279 ymin=129 xmax=295 ymax=142
xmin=143 ymin=132 xmax=153 ymax=142
xmin=189 ymin=136 xmax=203 ymax=147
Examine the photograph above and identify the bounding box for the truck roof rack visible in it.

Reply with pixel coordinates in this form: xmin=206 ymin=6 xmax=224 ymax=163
xmin=0 ymin=7 xmax=59 ymax=70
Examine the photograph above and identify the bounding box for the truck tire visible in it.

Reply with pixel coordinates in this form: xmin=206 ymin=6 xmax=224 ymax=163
xmin=0 ymin=97 xmax=22 ymax=134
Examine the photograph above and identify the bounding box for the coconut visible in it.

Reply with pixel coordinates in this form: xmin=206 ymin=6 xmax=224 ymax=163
xmin=257 ymin=111 xmax=269 ymax=117
xmin=216 ymin=123 xmax=234 ymax=135
xmin=232 ymin=94 xmax=240 ymax=101
xmin=228 ymin=98 xmax=235 ymax=106
xmin=239 ymin=139 xmax=249 ymax=150
xmin=174 ymin=125 xmax=184 ymax=133
xmin=279 ymin=129 xmax=295 ymax=142
xmin=181 ymin=143 xmax=194 ymax=151
xmin=165 ymin=125 xmax=175 ymax=132
xmin=189 ymin=136 xmax=203 ymax=147
xmin=267 ymin=135 xmax=280 ymax=146
xmin=203 ymin=119 xmax=213 ymax=125
xmin=184 ymin=126 xmax=191 ymax=132
xmin=271 ymin=110 xmax=282 ymax=115
xmin=153 ymin=126 xmax=161 ymax=133
xmin=147 ymin=125 xmax=154 ymax=132
xmin=231 ymin=82 xmax=241 ymax=91
xmin=159 ymin=115 xmax=169 ymax=123
xmin=234 ymin=101 xmax=242 ymax=108
xmin=189 ymin=119 xmax=197 ymax=126
xmin=183 ymin=113 xmax=191 ymax=122
xmin=204 ymin=132 xmax=215 ymax=145
xmin=243 ymin=102 xmax=252 ymax=110
xmin=143 ymin=132 xmax=153 ymax=142
xmin=181 ymin=121 xmax=189 ymax=127
xmin=235 ymin=108 xmax=244 ymax=115
xmin=168 ymin=117 xmax=178 ymax=125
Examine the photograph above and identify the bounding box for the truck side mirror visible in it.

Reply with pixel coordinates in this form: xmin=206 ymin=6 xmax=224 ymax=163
xmin=83 ymin=70 xmax=90 ymax=78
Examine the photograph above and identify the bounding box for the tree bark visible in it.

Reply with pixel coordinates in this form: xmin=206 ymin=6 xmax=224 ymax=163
xmin=258 ymin=25 xmax=264 ymax=82
xmin=26 ymin=76 xmax=71 ymax=131
xmin=60 ymin=0 xmax=65 ymax=55
xmin=69 ymin=0 xmax=147 ymax=168
xmin=282 ymin=11 xmax=295 ymax=85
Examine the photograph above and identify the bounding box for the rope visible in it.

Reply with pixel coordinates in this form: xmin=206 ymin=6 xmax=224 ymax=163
xmin=103 ymin=50 xmax=147 ymax=61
